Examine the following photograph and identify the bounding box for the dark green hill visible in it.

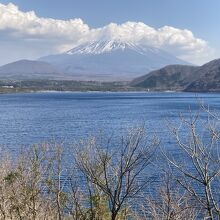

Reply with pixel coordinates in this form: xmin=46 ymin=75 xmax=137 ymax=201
xmin=131 ymin=59 xmax=220 ymax=92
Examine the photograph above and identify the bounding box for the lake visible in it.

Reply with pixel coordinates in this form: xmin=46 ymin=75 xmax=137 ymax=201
xmin=2 ymin=91 xmax=220 ymax=214
xmin=0 ymin=91 xmax=220 ymax=151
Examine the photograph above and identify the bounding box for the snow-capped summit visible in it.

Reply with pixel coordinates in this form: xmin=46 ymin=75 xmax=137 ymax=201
xmin=39 ymin=40 xmax=189 ymax=81
xmin=66 ymin=40 xmax=129 ymax=55
xmin=66 ymin=40 xmax=163 ymax=56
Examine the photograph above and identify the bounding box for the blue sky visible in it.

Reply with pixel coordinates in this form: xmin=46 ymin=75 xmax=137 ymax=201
xmin=0 ymin=0 xmax=219 ymax=65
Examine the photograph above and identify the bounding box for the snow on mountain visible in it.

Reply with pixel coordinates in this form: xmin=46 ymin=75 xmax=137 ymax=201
xmin=66 ymin=40 xmax=161 ymax=56
xmin=39 ymin=40 xmax=189 ymax=81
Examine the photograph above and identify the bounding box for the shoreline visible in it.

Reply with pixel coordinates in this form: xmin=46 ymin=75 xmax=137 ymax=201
xmin=0 ymin=89 xmax=213 ymax=95
xmin=0 ymin=79 xmax=217 ymax=94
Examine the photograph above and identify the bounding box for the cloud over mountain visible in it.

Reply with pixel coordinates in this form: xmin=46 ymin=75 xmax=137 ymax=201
xmin=0 ymin=3 xmax=215 ymax=65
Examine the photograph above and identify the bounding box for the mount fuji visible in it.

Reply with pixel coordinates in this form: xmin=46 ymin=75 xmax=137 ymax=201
xmin=0 ymin=40 xmax=189 ymax=81
xmin=39 ymin=40 xmax=189 ymax=81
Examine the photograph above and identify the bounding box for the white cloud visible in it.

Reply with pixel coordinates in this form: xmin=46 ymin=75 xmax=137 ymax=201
xmin=0 ymin=3 xmax=215 ymax=65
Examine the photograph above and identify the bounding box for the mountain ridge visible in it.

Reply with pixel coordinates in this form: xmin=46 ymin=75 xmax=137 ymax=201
xmin=131 ymin=58 xmax=220 ymax=92
xmin=0 ymin=60 xmax=62 ymax=80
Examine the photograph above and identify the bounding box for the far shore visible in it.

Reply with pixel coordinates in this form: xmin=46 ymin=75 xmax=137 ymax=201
xmin=0 ymin=79 xmax=216 ymax=94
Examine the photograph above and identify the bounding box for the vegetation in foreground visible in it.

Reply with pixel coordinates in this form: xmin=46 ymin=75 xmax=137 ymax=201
xmin=0 ymin=105 xmax=220 ymax=219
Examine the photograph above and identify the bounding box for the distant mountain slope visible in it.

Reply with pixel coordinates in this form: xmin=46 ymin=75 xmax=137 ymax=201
xmin=131 ymin=65 xmax=198 ymax=90
xmin=131 ymin=58 xmax=220 ymax=92
xmin=39 ymin=40 xmax=189 ymax=81
xmin=185 ymin=59 xmax=220 ymax=92
xmin=0 ymin=60 xmax=61 ymax=80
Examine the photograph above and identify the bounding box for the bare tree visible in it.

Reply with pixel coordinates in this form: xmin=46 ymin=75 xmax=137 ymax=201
xmin=74 ymin=127 xmax=159 ymax=220
xmin=0 ymin=144 xmax=57 ymax=219
xmin=164 ymin=107 xmax=220 ymax=219
xmin=45 ymin=144 xmax=69 ymax=220
xmin=135 ymin=173 xmax=198 ymax=220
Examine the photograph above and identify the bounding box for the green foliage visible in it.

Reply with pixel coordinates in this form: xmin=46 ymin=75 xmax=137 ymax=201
xmin=4 ymin=171 xmax=20 ymax=184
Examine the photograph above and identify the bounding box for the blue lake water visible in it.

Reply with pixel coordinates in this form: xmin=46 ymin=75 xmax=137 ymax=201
xmin=0 ymin=91 xmax=220 ymax=151
xmin=2 ymin=91 xmax=220 ymax=207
